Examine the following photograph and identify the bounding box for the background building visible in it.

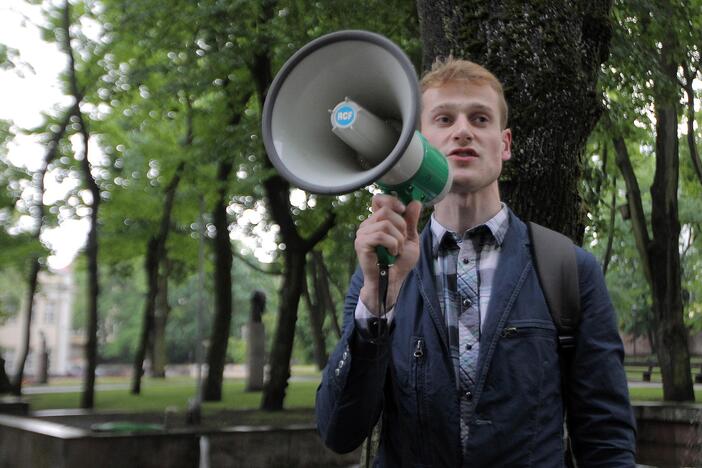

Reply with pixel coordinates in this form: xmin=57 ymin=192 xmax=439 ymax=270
xmin=0 ymin=267 xmax=75 ymax=377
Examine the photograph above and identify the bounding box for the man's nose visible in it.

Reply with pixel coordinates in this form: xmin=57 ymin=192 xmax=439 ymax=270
xmin=452 ymin=116 xmax=473 ymax=143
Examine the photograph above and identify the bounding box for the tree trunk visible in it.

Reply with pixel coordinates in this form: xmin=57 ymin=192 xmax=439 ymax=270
xmin=81 ymin=189 xmax=100 ymax=409
xmin=304 ymin=256 xmax=328 ymax=370
xmin=258 ymin=174 xmax=334 ymax=411
xmin=313 ymin=251 xmax=342 ymax=339
xmin=262 ymin=249 xmax=307 ymax=410
xmin=649 ymin=43 xmax=693 ymax=400
xmin=132 ymin=238 xmax=158 ymax=394
xmin=601 ymin=175 xmax=617 ymax=276
xmin=10 ymin=95 xmax=78 ymax=396
xmin=11 ymin=259 xmax=40 ymax=395
xmin=613 ymin=136 xmax=653 ymax=284
xmin=59 ymin=0 xmax=101 ymax=409
xmin=0 ymin=357 xmax=12 ymax=394
xmin=614 ymin=35 xmax=694 ymax=401
xmin=150 ymin=259 xmax=170 ymax=378
xmin=203 ymin=160 xmax=234 ymax=402
xmin=682 ymin=65 xmax=702 ymax=188
xmin=131 ymin=161 xmax=185 ymax=394
xmin=416 ymin=0 xmax=613 ymax=241
xmin=248 ymin=11 xmax=336 ymax=410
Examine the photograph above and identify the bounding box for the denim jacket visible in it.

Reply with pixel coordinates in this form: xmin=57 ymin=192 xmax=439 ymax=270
xmin=316 ymin=211 xmax=636 ymax=467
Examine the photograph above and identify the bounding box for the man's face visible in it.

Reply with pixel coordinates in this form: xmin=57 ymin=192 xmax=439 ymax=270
xmin=420 ymin=81 xmax=512 ymax=195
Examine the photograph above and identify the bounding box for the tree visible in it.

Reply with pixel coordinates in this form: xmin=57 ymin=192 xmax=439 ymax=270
xmin=10 ymin=105 xmax=78 ymax=396
xmin=247 ymin=0 xmax=421 ymax=411
xmin=57 ymin=0 xmax=103 ymax=409
xmin=604 ymin=0 xmax=701 ymax=401
xmin=0 ymin=119 xmax=24 ymax=395
xmin=1 ymin=34 xmax=59 ymax=397
xmin=416 ymin=0 xmax=614 ymax=241
xmin=130 ymin=157 xmax=186 ymax=393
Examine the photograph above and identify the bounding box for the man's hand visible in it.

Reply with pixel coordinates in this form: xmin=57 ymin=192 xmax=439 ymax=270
xmin=354 ymin=194 xmax=422 ymax=315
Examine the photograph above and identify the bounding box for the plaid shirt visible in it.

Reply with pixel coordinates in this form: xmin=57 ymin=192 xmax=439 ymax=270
xmin=430 ymin=205 xmax=510 ymax=390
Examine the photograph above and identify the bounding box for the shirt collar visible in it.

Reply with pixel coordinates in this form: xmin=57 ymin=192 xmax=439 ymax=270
xmin=431 ymin=203 xmax=510 ymax=257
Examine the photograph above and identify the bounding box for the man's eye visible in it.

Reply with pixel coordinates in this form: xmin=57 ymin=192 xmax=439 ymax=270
xmin=435 ymin=115 xmax=452 ymax=124
xmin=473 ymin=115 xmax=489 ymax=124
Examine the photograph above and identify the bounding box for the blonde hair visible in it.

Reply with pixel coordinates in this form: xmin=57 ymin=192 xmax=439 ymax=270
xmin=420 ymin=57 xmax=509 ymax=129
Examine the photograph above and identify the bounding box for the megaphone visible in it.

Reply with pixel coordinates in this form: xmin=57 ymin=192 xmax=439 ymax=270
xmin=262 ymin=30 xmax=452 ymax=265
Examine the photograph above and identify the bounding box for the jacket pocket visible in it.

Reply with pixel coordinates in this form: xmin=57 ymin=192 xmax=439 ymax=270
xmin=492 ymin=318 xmax=558 ymax=458
xmin=500 ymin=318 xmax=556 ymax=340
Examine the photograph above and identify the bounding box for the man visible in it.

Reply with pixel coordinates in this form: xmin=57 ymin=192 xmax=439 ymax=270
xmin=316 ymin=58 xmax=636 ymax=466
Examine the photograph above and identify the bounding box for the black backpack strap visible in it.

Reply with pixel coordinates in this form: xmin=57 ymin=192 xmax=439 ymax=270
xmin=527 ymin=221 xmax=581 ymax=467
xmin=527 ymin=222 xmax=581 ymax=349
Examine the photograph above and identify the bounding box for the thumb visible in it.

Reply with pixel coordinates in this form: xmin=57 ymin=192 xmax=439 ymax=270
xmin=404 ymin=201 xmax=422 ymax=240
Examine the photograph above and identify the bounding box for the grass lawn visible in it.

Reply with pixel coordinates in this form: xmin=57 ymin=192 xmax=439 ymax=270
xmin=24 ymin=365 xmax=702 ymax=416
xmin=629 ymin=386 xmax=702 ymax=402
xmin=27 ymin=375 xmax=321 ymax=415
xmin=26 ymin=365 xmax=322 ymax=412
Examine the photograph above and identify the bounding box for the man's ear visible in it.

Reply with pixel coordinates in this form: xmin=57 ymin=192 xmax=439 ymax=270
xmin=501 ymin=128 xmax=512 ymax=161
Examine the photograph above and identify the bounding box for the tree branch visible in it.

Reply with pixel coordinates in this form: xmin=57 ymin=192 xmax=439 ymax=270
xmin=612 ymin=135 xmax=653 ymax=286
xmin=682 ymin=62 xmax=702 ymax=188
xmin=303 ymin=211 xmax=336 ymax=253
xmin=233 ymin=250 xmax=281 ymax=275
xmin=602 ymin=175 xmax=617 ymax=276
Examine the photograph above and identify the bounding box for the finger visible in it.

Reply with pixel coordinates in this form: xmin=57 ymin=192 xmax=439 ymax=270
xmin=358 ymin=219 xmax=405 ymax=242
xmin=363 ymin=232 xmax=401 ymax=257
xmin=357 ymin=222 xmax=404 ymax=253
xmin=371 ymin=207 xmax=408 ymax=237
xmin=403 ymin=201 xmax=423 ymax=240
xmin=371 ymin=194 xmax=406 ymax=214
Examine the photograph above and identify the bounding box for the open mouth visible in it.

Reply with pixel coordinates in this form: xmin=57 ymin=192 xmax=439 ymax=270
xmin=448 ymin=148 xmax=478 ymax=159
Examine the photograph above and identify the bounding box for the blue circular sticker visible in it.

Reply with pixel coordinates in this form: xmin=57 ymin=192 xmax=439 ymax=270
xmin=334 ymin=105 xmax=356 ymax=127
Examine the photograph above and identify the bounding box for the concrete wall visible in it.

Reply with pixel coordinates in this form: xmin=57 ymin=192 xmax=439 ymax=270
xmin=4 ymin=405 xmax=702 ymax=467
xmin=633 ymin=402 xmax=702 ymax=466
xmin=0 ymin=414 xmax=360 ymax=468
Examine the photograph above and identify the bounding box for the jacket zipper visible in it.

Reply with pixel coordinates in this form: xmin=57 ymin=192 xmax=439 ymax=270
xmin=501 ymin=324 xmax=556 ymax=338
xmin=414 ymin=338 xmax=425 ymax=358
xmin=413 ymin=337 xmax=427 ymax=462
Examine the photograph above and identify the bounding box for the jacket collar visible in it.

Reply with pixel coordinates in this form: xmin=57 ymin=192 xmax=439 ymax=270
xmin=415 ymin=209 xmax=533 ymax=381
xmin=416 ymin=221 xmax=449 ymax=352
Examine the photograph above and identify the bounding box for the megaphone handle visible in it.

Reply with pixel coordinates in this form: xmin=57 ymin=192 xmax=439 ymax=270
xmin=376 ymin=246 xmax=395 ymax=267
xmin=375 ymin=187 xmax=423 ymax=267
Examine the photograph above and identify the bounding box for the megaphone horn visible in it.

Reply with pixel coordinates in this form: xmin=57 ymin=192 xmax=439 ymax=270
xmin=262 ymin=29 xmax=451 ymax=200
xmin=262 ymin=30 xmax=452 ymax=264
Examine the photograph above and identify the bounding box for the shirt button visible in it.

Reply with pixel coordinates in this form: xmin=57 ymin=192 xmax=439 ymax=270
xmin=462 ymin=257 xmax=470 ymax=264
xmin=465 ymin=344 xmax=472 ymax=351
xmin=465 ymin=391 xmax=473 ymax=401
xmin=338 ymin=360 xmax=345 ymax=368
xmin=462 ymin=298 xmax=472 ymax=308
xmin=335 ymin=368 xmax=340 ymax=376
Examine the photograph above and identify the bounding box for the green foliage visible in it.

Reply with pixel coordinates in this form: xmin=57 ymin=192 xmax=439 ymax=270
xmin=0 ymin=267 xmax=26 ymax=324
xmin=583 ymin=0 xmax=702 ymax=341
xmin=69 ymin=243 xmax=281 ymax=364
xmin=12 ymin=0 xmax=700 ymax=385
xmin=0 ymin=44 xmax=17 ymax=70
